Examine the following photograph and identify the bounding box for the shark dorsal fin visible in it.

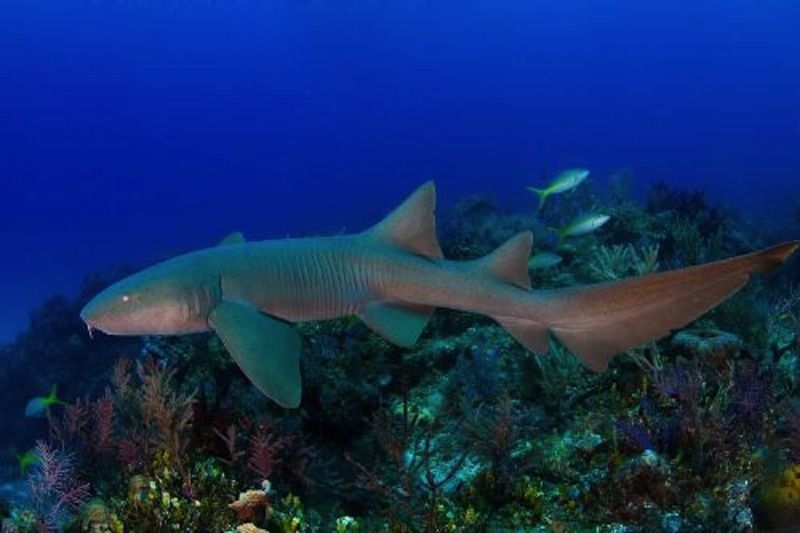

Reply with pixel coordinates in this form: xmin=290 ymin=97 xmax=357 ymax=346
xmin=472 ymin=231 xmax=533 ymax=290
xmin=218 ymin=232 xmax=246 ymax=246
xmin=367 ymin=181 xmax=443 ymax=259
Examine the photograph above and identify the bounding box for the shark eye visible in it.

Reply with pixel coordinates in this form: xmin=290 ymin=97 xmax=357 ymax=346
xmin=122 ymin=295 xmax=130 ymax=303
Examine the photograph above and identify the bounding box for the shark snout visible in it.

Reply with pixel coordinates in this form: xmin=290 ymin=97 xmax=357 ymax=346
xmin=80 ymin=303 xmax=99 ymax=338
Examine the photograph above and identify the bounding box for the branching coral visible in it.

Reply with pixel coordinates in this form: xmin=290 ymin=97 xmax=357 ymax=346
xmin=248 ymin=421 xmax=293 ymax=481
xmin=345 ymin=386 xmax=469 ymax=531
xmin=93 ymin=388 xmax=115 ymax=454
xmin=463 ymin=396 xmax=540 ymax=506
xmin=587 ymin=243 xmax=660 ymax=281
xmin=773 ymin=283 xmax=800 ymax=353
xmin=23 ymin=441 xmax=90 ymax=531
xmin=3 ymin=178 xmax=796 ymax=532
xmin=135 ymin=358 xmax=196 ymax=472
xmin=50 ymin=357 xmax=196 ymax=477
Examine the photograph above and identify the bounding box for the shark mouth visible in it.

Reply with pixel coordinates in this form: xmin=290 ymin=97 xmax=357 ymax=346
xmin=86 ymin=323 xmax=95 ymax=340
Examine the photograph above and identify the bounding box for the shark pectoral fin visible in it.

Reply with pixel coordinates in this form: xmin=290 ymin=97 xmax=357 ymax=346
xmin=217 ymin=231 xmax=246 ymax=246
xmin=209 ymin=300 xmax=302 ymax=408
xmin=360 ymin=301 xmax=434 ymax=347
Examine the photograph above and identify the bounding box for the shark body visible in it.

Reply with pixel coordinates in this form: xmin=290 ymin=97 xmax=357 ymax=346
xmin=81 ymin=182 xmax=799 ymax=407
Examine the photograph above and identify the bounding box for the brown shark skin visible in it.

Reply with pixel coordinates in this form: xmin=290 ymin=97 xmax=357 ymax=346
xmin=81 ymin=181 xmax=800 ymax=386
xmin=218 ymin=234 xmax=799 ymax=368
xmin=218 ymin=237 xmax=535 ymax=323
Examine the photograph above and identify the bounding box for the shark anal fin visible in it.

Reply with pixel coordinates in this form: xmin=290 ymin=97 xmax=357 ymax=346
xmin=495 ymin=316 xmax=550 ymax=353
xmin=360 ymin=301 xmax=434 ymax=347
xmin=471 ymin=231 xmax=533 ymax=290
xmin=367 ymin=181 xmax=443 ymax=259
xmin=209 ymin=300 xmax=302 ymax=408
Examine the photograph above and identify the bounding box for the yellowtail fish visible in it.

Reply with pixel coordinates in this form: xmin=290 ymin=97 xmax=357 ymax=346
xmin=551 ymin=213 xmax=610 ymax=246
xmin=527 ymin=168 xmax=590 ymax=209
xmin=11 ymin=447 xmax=39 ymax=476
xmin=528 ymin=251 xmax=563 ymax=270
xmin=24 ymin=385 xmax=64 ymax=418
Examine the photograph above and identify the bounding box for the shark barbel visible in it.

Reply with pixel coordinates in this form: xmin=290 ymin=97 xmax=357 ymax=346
xmin=81 ymin=183 xmax=799 ymax=408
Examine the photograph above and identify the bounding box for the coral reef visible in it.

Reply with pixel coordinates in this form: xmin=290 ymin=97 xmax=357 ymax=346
xmin=1 ymin=174 xmax=798 ymax=531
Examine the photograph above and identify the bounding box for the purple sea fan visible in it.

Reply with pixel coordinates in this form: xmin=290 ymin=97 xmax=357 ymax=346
xmin=653 ymin=364 xmax=701 ymax=405
xmin=729 ymin=363 xmax=772 ymax=429
xmin=25 ymin=441 xmax=90 ymax=531
xmin=615 ymin=419 xmax=654 ymax=452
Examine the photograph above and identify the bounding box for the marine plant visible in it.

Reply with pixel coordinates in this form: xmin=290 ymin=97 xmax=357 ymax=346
xmin=1 ymin=177 xmax=799 ymax=531
xmin=16 ymin=441 xmax=90 ymax=531
xmin=586 ymin=243 xmax=660 ymax=281
xmin=345 ymin=386 xmax=469 ymax=531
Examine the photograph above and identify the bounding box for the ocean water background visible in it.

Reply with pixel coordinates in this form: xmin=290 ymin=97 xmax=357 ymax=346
xmin=1 ymin=0 xmax=799 ymax=342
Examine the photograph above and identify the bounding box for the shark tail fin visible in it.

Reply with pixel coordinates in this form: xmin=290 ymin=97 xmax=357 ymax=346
xmin=535 ymin=241 xmax=799 ymax=371
xmin=366 ymin=181 xmax=443 ymax=259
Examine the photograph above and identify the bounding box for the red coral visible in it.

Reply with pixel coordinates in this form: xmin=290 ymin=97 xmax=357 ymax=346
xmin=64 ymin=398 xmax=89 ymax=438
xmin=248 ymin=420 xmax=292 ymax=480
xmin=117 ymin=433 xmax=144 ymax=471
xmin=92 ymin=387 xmax=115 ymax=453
xmin=215 ymin=423 xmax=246 ymax=468
xmin=26 ymin=441 xmax=90 ymax=530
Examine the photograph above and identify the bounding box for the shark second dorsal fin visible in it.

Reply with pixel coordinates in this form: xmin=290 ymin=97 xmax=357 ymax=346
xmin=471 ymin=231 xmax=533 ymax=290
xmin=366 ymin=181 xmax=443 ymax=259
xmin=217 ymin=232 xmax=246 ymax=246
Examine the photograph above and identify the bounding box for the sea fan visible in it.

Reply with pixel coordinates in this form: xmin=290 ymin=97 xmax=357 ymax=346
xmin=25 ymin=441 xmax=90 ymax=531
xmin=92 ymin=387 xmax=115 ymax=453
xmin=248 ymin=420 xmax=293 ymax=480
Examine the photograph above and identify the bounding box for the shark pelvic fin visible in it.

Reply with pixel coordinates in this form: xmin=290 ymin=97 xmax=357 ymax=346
xmin=360 ymin=301 xmax=434 ymax=347
xmin=542 ymin=240 xmax=800 ymax=371
xmin=217 ymin=231 xmax=246 ymax=246
xmin=367 ymin=181 xmax=443 ymax=259
xmin=471 ymin=231 xmax=533 ymax=290
xmin=209 ymin=300 xmax=302 ymax=408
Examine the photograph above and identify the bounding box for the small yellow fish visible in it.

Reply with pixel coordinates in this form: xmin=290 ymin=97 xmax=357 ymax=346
xmin=528 ymin=251 xmax=563 ymax=270
xmin=11 ymin=447 xmax=39 ymax=477
xmin=24 ymin=385 xmax=64 ymax=418
xmin=527 ymin=168 xmax=590 ymax=209
xmin=551 ymin=213 xmax=610 ymax=246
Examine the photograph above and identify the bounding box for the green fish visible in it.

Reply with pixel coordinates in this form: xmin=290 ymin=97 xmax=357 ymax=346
xmin=528 ymin=251 xmax=563 ymax=270
xmin=24 ymin=384 xmax=64 ymax=418
xmin=11 ymin=447 xmax=39 ymax=477
xmin=527 ymin=168 xmax=590 ymax=209
xmin=551 ymin=213 xmax=610 ymax=246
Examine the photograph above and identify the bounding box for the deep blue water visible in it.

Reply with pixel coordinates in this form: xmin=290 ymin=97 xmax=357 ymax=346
xmin=1 ymin=0 xmax=799 ymax=341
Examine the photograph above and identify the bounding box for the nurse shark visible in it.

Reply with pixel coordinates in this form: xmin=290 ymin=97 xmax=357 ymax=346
xmin=81 ymin=182 xmax=799 ymax=408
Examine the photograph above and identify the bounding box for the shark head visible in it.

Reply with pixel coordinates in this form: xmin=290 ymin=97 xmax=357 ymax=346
xmin=81 ymin=255 xmax=218 ymax=337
